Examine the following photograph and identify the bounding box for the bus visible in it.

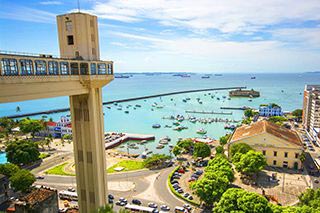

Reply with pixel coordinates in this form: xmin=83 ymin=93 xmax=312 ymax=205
xmin=124 ymin=204 xmax=157 ymax=212
xmin=58 ymin=190 xmax=78 ymax=201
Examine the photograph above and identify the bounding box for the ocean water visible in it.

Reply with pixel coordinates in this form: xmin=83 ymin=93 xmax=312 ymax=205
xmin=0 ymin=73 xmax=319 ymax=155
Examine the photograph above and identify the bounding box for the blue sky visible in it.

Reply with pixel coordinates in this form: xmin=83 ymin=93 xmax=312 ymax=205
xmin=0 ymin=0 xmax=320 ymax=73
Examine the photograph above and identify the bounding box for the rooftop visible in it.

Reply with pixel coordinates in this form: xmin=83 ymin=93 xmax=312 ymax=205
xmin=19 ymin=187 xmax=57 ymax=207
xmin=231 ymin=120 xmax=302 ymax=146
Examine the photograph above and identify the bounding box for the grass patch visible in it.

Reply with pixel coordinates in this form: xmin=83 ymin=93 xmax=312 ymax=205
xmin=45 ymin=162 xmax=75 ymax=176
xmin=168 ymin=166 xmax=200 ymax=207
xmin=107 ymin=160 xmax=145 ymax=173
xmin=39 ymin=153 xmax=50 ymax=159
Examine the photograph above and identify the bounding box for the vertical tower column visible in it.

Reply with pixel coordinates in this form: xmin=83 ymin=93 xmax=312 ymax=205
xmin=69 ymin=87 xmax=107 ymax=212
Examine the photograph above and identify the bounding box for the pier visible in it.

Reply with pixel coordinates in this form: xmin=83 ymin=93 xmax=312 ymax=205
xmin=6 ymin=86 xmax=246 ymax=119
xmin=105 ymin=132 xmax=155 ymax=149
xmin=185 ymin=110 xmax=232 ymax=115
xmin=220 ymin=106 xmax=252 ymax=110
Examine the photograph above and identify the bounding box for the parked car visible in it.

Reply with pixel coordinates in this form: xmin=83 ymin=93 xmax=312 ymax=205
xmin=183 ymin=204 xmax=192 ymax=211
xmin=188 ymin=177 xmax=196 ymax=182
xmin=188 ymin=195 xmax=193 ymax=200
xmin=178 ymin=169 xmax=185 ymax=174
xmin=183 ymin=193 xmax=189 ymax=198
xmin=148 ymin=202 xmax=158 ymax=208
xmin=132 ymin=199 xmax=142 ymax=205
xmin=108 ymin=194 xmax=114 ymax=200
xmin=36 ymin=176 xmax=45 ymax=180
xmin=177 ymin=188 xmax=183 ymax=193
xmin=160 ymin=205 xmax=170 ymax=211
xmin=171 ymin=180 xmax=179 ymax=184
xmin=67 ymin=187 xmax=75 ymax=192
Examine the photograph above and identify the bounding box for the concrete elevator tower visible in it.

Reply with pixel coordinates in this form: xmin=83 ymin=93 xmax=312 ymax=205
xmin=0 ymin=11 xmax=113 ymax=213
xmin=57 ymin=12 xmax=108 ymax=212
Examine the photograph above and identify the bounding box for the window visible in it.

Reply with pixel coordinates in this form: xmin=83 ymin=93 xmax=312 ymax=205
xmin=295 ymin=153 xmax=299 ymax=159
xmin=35 ymin=60 xmax=47 ymax=75
xmin=20 ymin=59 xmax=33 ymax=75
xmin=91 ymin=34 xmax=95 ymax=42
xmin=274 ymin=151 xmax=277 ymax=157
xmin=70 ymin=63 xmax=79 ymax=75
xmin=98 ymin=63 xmax=106 ymax=74
xmin=262 ymin=150 xmax=266 ymax=155
xmin=90 ymin=19 xmax=94 ymax=28
xmin=48 ymin=61 xmax=59 ymax=75
xmin=67 ymin=35 xmax=74 ymax=45
xmin=1 ymin=58 xmax=18 ymax=76
xmin=273 ymin=160 xmax=277 ymax=166
xmin=90 ymin=63 xmax=96 ymax=75
xmin=60 ymin=62 xmax=69 ymax=75
xmin=283 ymin=161 xmax=288 ymax=168
xmin=107 ymin=63 xmax=113 ymax=75
xmin=92 ymin=48 xmax=96 ymax=55
xmin=284 ymin=152 xmax=288 ymax=158
xmin=65 ymin=21 xmax=72 ymax=32
xmin=80 ymin=63 xmax=89 ymax=75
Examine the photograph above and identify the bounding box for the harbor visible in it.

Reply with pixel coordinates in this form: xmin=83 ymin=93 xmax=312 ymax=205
xmin=105 ymin=132 xmax=155 ymax=149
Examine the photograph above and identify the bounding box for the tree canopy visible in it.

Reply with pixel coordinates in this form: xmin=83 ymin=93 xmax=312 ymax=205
xmin=219 ymin=134 xmax=231 ymax=146
xmin=292 ymin=109 xmax=303 ymax=118
xmin=9 ymin=169 xmax=36 ymax=192
xmin=6 ymin=139 xmax=40 ymax=165
xmin=0 ymin=163 xmax=20 ymax=177
xmin=268 ymin=116 xmax=287 ymax=125
xmin=215 ymin=145 xmax=224 ymax=154
xmin=144 ymin=154 xmax=170 ymax=169
xmin=234 ymin=150 xmax=267 ymax=176
xmin=19 ymin=118 xmax=45 ymax=138
xmin=230 ymin=143 xmax=253 ymax=160
xmin=213 ymin=188 xmax=272 ymax=213
xmin=193 ymin=142 xmax=211 ymax=158
xmin=244 ymin=109 xmax=257 ymax=118
xmin=298 ymin=188 xmax=320 ymax=210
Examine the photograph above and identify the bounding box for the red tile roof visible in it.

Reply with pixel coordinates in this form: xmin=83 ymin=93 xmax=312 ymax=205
xmin=231 ymin=120 xmax=302 ymax=146
xmin=46 ymin=121 xmax=57 ymax=127
xmin=20 ymin=188 xmax=56 ymax=207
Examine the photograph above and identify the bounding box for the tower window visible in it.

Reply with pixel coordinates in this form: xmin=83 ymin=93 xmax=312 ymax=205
xmin=67 ymin=35 xmax=74 ymax=45
xmin=65 ymin=21 xmax=72 ymax=32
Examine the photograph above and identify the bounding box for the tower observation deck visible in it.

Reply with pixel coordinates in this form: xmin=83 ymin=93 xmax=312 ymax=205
xmin=0 ymin=12 xmax=113 ymax=212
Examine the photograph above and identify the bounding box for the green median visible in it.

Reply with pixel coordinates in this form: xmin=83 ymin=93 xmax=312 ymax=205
xmin=107 ymin=160 xmax=145 ymax=174
xmin=45 ymin=162 xmax=75 ymax=176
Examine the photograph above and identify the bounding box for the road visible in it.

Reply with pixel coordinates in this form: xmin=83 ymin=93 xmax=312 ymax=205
xmin=36 ymin=167 xmax=188 ymax=212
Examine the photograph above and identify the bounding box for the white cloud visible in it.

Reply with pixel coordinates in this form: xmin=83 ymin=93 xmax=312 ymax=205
xmin=0 ymin=5 xmax=56 ymax=23
xmin=89 ymin=0 xmax=320 ymax=33
xmin=40 ymin=1 xmax=62 ymax=5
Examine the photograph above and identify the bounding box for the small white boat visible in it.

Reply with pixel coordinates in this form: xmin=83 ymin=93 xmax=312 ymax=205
xmin=156 ymin=144 xmax=164 ymax=149
xmin=197 ymin=128 xmax=207 ymax=134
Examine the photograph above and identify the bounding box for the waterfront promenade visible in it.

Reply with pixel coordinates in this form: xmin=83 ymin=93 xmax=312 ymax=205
xmin=6 ymin=86 xmax=246 ymax=119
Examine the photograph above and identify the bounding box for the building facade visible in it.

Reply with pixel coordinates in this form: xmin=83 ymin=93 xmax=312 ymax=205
xmin=46 ymin=116 xmax=72 ymax=138
xmin=229 ymin=120 xmax=303 ymax=169
xmin=259 ymin=103 xmax=283 ymax=117
xmin=303 ymin=85 xmax=320 ymax=143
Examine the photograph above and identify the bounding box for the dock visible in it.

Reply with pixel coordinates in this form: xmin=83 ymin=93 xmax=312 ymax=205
xmin=220 ymin=106 xmax=251 ymax=110
xmin=185 ymin=110 xmax=232 ymax=115
xmin=5 ymin=86 xmax=246 ymax=119
xmin=105 ymin=132 xmax=155 ymax=149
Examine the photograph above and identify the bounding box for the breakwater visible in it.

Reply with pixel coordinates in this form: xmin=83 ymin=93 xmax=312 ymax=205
xmin=6 ymin=86 xmax=246 ymax=119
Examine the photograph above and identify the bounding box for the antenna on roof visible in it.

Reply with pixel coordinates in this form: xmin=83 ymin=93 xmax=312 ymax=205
xmin=77 ymin=0 xmax=81 ymax=12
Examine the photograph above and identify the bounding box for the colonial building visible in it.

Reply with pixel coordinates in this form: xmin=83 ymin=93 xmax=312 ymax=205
xmin=302 ymin=85 xmax=320 ymax=144
xmin=46 ymin=116 xmax=72 ymax=138
xmin=229 ymin=120 xmax=303 ymax=169
xmin=259 ymin=103 xmax=283 ymax=117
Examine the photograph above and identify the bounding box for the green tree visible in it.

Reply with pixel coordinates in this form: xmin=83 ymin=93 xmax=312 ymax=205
xmin=219 ymin=134 xmax=231 ymax=146
xmin=144 ymin=154 xmax=170 ymax=169
xmin=0 ymin=163 xmax=20 ymax=177
xmin=19 ymin=118 xmax=45 ymax=138
xmin=234 ymin=150 xmax=267 ymax=176
xmin=193 ymin=142 xmax=211 ymax=158
xmin=10 ymin=169 xmax=36 ymax=192
xmin=191 ymin=172 xmax=229 ymax=206
xmin=292 ymin=109 xmax=303 ymax=118
xmin=215 ymin=145 xmax=224 ymax=154
xmin=176 ymin=139 xmax=194 ymax=153
xmin=205 ymin=155 xmax=234 ymax=182
xmin=6 ymin=139 xmax=40 ymax=165
xmin=244 ymin=109 xmax=255 ymax=118
xmin=172 ymin=145 xmax=182 ymax=156
xmin=0 ymin=117 xmax=16 ymax=137
xmin=298 ymin=188 xmax=320 ymax=210
xmin=230 ymin=143 xmax=253 ymax=160
xmin=213 ymin=188 xmax=272 ymax=213
xmin=268 ymin=116 xmax=287 ymax=125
